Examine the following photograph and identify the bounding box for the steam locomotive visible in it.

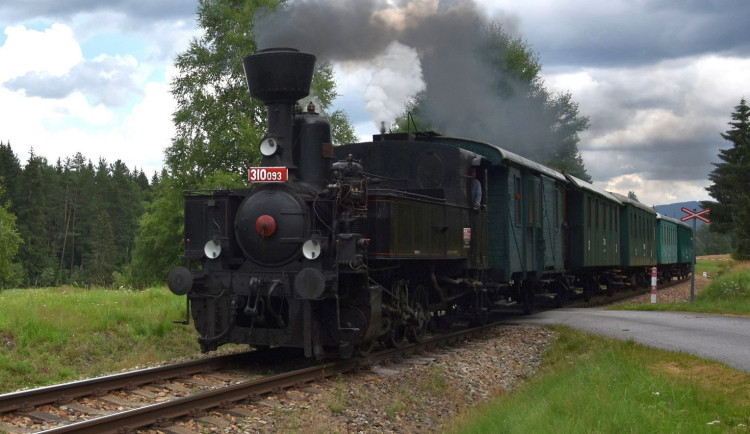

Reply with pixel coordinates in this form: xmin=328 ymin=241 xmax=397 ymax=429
xmin=167 ymin=48 xmax=693 ymax=359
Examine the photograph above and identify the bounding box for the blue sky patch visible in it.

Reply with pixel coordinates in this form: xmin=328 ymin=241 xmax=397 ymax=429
xmin=82 ymin=32 xmax=146 ymax=60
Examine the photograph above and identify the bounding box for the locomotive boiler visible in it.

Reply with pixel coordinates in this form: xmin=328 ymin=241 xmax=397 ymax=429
xmin=167 ymin=48 xmax=490 ymax=358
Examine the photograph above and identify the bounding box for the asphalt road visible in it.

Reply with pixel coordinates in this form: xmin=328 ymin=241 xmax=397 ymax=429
xmin=502 ymin=309 xmax=750 ymax=373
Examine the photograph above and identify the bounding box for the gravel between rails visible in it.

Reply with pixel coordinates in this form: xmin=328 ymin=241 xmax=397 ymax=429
xmin=146 ymin=326 xmax=555 ymax=434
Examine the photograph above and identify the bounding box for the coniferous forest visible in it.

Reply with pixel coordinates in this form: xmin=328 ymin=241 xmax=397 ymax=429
xmin=0 ymin=141 xmax=153 ymax=288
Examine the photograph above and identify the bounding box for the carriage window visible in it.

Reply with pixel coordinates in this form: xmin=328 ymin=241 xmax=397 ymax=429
xmin=514 ymin=175 xmax=521 ymax=225
xmin=587 ymin=197 xmax=592 ymax=228
xmin=528 ymin=181 xmax=534 ymax=226
xmin=537 ymin=181 xmax=542 ymax=226
xmin=554 ymin=190 xmax=559 ymax=231
xmin=595 ymin=199 xmax=599 ymax=229
xmin=640 ymin=216 xmax=643 ymax=239
xmin=604 ymin=205 xmax=608 ymax=231
xmin=637 ymin=215 xmax=641 ymax=238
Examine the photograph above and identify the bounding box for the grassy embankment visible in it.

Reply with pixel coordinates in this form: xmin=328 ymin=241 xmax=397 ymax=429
xmin=614 ymin=258 xmax=750 ymax=315
xmin=450 ymin=327 xmax=750 ymax=433
xmin=0 ymin=286 xmax=200 ymax=394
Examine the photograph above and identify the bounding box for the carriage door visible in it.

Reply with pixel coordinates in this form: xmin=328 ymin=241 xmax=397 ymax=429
xmin=469 ymin=167 xmax=489 ymax=270
xmin=526 ymin=176 xmax=542 ymax=273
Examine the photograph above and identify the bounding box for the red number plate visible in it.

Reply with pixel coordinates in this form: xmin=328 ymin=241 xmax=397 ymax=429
xmin=248 ymin=167 xmax=288 ymax=183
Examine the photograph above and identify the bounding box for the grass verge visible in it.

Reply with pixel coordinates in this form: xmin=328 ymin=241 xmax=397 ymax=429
xmin=695 ymin=258 xmax=736 ymax=278
xmin=448 ymin=327 xmax=750 ymax=433
xmin=0 ymin=286 xmax=200 ymax=394
xmin=614 ymin=260 xmax=750 ymax=315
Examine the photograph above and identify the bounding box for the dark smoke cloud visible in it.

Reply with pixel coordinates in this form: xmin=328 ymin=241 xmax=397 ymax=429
xmin=255 ymin=0 xmax=555 ymax=158
xmin=256 ymin=0 xmax=394 ymax=61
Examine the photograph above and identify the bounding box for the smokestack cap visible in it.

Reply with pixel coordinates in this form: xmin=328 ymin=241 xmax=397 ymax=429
xmin=243 ymin=48 xmax=316 ymax=104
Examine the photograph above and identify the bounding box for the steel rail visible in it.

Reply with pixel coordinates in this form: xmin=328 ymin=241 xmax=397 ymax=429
xmin=40 ymin=360 xmax=359 ymax=434
xmin=38 ymin=325 xmax=495 ymax=433
xmin=0 ymin=351 xmax=255 ymax=414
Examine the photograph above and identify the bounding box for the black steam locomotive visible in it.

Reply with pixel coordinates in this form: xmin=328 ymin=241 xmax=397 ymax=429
xmin=167 ymin=49 xmax=491 ymax=358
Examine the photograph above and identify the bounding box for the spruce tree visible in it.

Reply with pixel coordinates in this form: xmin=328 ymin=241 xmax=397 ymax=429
xmin=0 ymin=182 xmax=23 ymax=289
xmin=703 ymin=98 xmax=750 ymax=259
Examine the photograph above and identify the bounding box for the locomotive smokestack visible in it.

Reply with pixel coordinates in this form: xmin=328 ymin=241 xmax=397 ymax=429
xmin=242 ymin=48 xmax=316 ymax=171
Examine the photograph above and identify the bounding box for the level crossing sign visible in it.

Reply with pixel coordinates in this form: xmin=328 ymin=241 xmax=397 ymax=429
xmin=681 ymin=207 xmax=710 ymax=223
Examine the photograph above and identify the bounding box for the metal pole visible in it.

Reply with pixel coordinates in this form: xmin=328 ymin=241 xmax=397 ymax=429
xmin=690 ymin=215 xmax=696 ymax=302
xmin=651 ymin=266 xmax=658 ymax=304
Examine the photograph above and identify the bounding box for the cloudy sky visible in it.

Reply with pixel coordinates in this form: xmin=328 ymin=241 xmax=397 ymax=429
xmin=1 ymin=0 xmax=749 ymax=207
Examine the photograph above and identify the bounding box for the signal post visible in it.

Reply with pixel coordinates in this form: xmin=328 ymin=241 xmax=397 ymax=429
xmin=681 ymin=207 xmax=711 ymax=302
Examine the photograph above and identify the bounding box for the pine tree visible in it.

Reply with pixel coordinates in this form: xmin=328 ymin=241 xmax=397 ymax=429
xmin=85 ymin=209 xmax=117 ymax=285
xmin=0 ymin=181 xmax=23 ymax=289
xmin=15 ymin=151 xmax=56 ymax=284
xmin=703 ymin=98 xmax=750 ymax=259
xmin=0 ymin=142 xmax=22 ymax=210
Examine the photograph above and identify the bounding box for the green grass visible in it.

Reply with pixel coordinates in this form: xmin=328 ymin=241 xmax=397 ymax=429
xmin=0 ymin=286 xmax=200 ymax=393
xmin=695 ymin=258 xmax=737 ymax=278
xmin=613 ymin=261 xmax=750 ymax=315
xmin=449 ymin=327 xmax=750 ymax=433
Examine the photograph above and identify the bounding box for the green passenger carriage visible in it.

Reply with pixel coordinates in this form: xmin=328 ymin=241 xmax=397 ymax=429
xmin=423 ymin=136 xmax=568 ymax=310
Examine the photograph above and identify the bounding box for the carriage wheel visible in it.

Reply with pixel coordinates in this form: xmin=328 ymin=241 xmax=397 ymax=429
xmin=388 ymin=324 xmax=408 ymax=348
xmin=555 ymin=278 xmax=568 ymax=307
xmin=357 ymin=339 xmax=376 ymax=357
xmin=605 ymin=275 xmax=615 ymax=297
xmin=583 ymin=277 xmax=595 ymax=302
xmin=407 ymin=285 xmax=430 ymax=343
xmin=470 ymin=290 xmax=490 ymax=326
xmin=522 ymin=278 xmax=537 ymax=315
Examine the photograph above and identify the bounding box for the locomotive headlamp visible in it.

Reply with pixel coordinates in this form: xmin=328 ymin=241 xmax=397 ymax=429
xmin=302 ymin=239 xmax=322 ymax=260
xmin=259 ymin=137 xmax=279 ymax=157
xmin=204 ymin=239 xmax=222 ymax=259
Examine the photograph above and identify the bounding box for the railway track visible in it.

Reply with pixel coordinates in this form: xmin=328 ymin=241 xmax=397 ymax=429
xmin=0 ymin=279 xmax=685 ymax=433
xmin=0 ymin=325 xmax=490 ymax=433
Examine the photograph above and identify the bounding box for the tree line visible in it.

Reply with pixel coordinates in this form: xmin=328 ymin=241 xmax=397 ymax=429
xmin=0 ymin=143 xmax=152 ymax=288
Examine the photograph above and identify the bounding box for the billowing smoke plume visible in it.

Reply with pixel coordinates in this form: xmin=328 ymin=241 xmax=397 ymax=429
xmin=255 ymin=0 xmax=550 ymax=157
xmin=364 ymin=41 xmax=425 ymax=129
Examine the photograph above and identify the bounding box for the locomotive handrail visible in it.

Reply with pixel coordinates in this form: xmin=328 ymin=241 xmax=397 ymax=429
xmin=368 ymin=188 xmax=447 ymax=203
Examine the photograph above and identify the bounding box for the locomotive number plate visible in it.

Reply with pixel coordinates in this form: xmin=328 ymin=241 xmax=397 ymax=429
xmin=248 ymin=167 xmax=288 ymax=183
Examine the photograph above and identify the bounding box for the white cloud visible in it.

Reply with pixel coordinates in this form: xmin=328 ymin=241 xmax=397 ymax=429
xmin=118 ymin=79 xmax=176 ymax=174
xmin=0 ymin=24 xmax=82 ymax=82
xmin=0 ymin=23 xmax=175 ymax=176
xmin=602 ymin=174 xmax=710 ymax=207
